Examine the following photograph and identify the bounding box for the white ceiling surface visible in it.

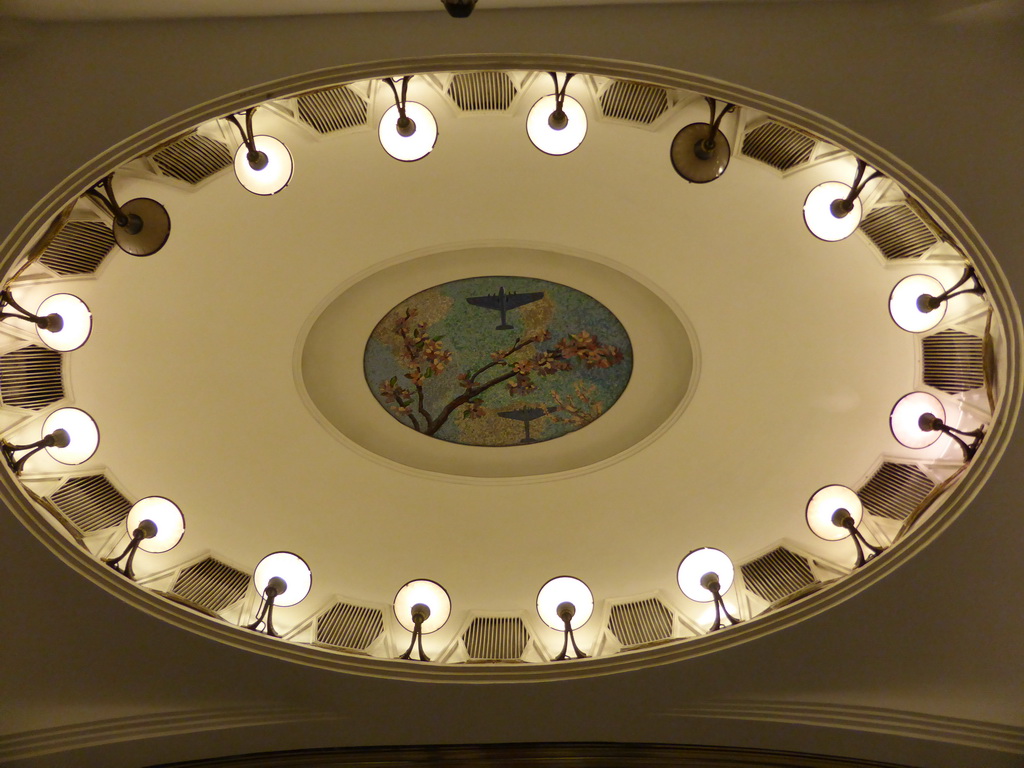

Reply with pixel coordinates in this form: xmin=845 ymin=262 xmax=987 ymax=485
xmin=19 ymin=85 xmax=937 ymax=638
xmin=0 ymin=3 xmax=1021 ymax=768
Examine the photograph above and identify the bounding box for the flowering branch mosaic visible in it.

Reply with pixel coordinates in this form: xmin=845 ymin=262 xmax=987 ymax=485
xmin=364 ymin=277 xmax=632 ymax=447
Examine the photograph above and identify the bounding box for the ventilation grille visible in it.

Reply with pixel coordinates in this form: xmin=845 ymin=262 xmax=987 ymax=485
xmin=858 ymin=462 xmax=935 ymax=521
xmin=860 ymin=204 xmax=939 ymax=260
xmin=49 ymin=474 xmax=131 ymax=535
xmin=297 ymin=86 xmax=368 ymax=133
xmin=170 ymin=557 xmax=250 ymax=613
xmin=741 ymin=121 xmax=815 ymax=171
xmin=607 ymin=598 xmax=673 ymax=647
xmin=598 ymin=80 xmax=669 ymax=125
xmin=740 ymin=547 xmax=817 ymax=603
xmin=461 ymin=617 xmax=529 ymax=661
xmin=447 ymin=72 xmax=517 ymax=111
xmin=38 ymin=221 xmax=115 ymax=276
xmin=0 ymin=345 xmax=63 ymax=410
xmin=314 ymin=602 xmax=384 ymax=651
xmin=923 ymin=330 xmax=985 ymax=394
xmin=150 ymin=133 xmax=232 ymax=185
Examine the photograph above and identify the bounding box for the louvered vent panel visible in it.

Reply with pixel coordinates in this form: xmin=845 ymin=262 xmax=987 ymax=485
xmin=314 ymin=602 xmax=384 ymax=651
xmin=741 ymin=122 xmax=815 ymax=171
xmin=0 ymin=345 xmax=63 ymax=410
xmin=38 ymin=221 xmax=114 ymax=276
xmin=50 ymin=474 xmax=131 ymax=534
xmin=297 ymin=86 xmax=368 ymax=133
xmin=171 ymin=558 xmax=249 ymax=613
xmin=922 ymin=330 xmax=985 ymax=394
xmin=860 ymin=205 xmax=939 ymax=260
xmin=599 ymin=80 xmax=669 ymax=125
xmin=607 ymin=598 xmax=673 ymax=647
xmin=740 ymin=547 xmax=816 ymax=603
xmin=150 ymin=133 xmax=232 ymax=185
xmin=462 ymin=617 xmax=529 ymax=661
xmin=858 ymin=462 xmax=935 ymax=521
xmin=447 ymin=72 xmax=517 ymax=111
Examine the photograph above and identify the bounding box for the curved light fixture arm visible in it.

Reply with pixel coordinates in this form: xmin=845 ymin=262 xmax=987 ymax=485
xmin=1 ymin=428 xmax=70 ymax=474
xmin=702 ymin=97 xmax=735 ymax=152
xmin=554 ymin=613 xmax=587 ymax=661
xmin=85 ymin=176 xmax=132 ymax=229
xmin=702 ymin=577 xmax=740 ymax=632
xmin=546 ymin=72 xmax=576 ymax=130
xmin=399 ymin=606 xmax=431 ymax=661
xmin=919 ymin=266 xmax=985 ymax=312
xmin=838 ymin=515 xmax=885 ymax=568
xmin=834 ymin=159 xmax=884 ymax=217
xmin=246 ymin=583 xmax=282 ymax=637
xmin=226 ymin=108 xmax=270 ymax=169
xmin=919 ymin=413 xmax=985 ymax=461
xmin=550 ymin=72 xmax=574 ymax=109
xmin=103 ymin=520 xmax=157 ymax=580
xmin=384 ymin=76 xmax=417 ymax=137
xmin=0 ymin=289 xmax=61 ymax=331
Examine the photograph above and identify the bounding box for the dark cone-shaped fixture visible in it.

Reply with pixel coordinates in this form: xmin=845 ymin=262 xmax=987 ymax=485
xmin=113 ymin=197 xmax=171 ymax=256
xmin=86 ymin=176 xmax=171 ymax=257
xmin=670 ymin=98 xmax=735 ymax=183
xmin=442 ymin=0 xmax=477 ymax=17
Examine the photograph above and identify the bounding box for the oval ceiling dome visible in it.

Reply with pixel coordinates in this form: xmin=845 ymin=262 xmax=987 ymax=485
xmin=0 ymin=57 xmax=1013 ymax=684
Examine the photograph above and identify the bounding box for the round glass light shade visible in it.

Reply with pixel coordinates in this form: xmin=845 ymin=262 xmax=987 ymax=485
xmin=393 ymin=579 xmax=451 ymax=634
xmin=803 ymin=181 xmax=862 ymax=242
xmin=526 ymin=94 xmax=588 ymax=156
xmin=806 ymin=484 xmax=863 ymax=541
xmin=378 ymin=103 xmax=438 ymax=162
xmin=126 ymin=496 xmax=185 ymax=553
xmin=536 ymin=575 xmax=594 ymax=631
xmin=233 ymin=135 xmax=293 ymax=195
xmin=890 ymin=391 xmax=945 ymax=449
xmin=41 ymin=407 xmax=99 ymax=465
xmin=252 ymin=551 xmax=312 ymax=607
xmin=677 ymin=547 xmax=735 ymax=603
xmin=35 ymin=293 xmax=92 ymax=352
xmin=113 ymin=198 xmax=171 ymax=257
xmin=889 ymin=274 xmax=947 ymax=332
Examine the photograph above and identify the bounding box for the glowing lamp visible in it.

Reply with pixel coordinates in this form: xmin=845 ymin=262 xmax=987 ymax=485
xmin=890 ymin=391 xmax=984 ymax=460
xmin=526 ymin=72 xmax=587 ymax=156
xmin=0 ymin=291 xmax=92 ymax=351
xmin=803 ymin=159 xmax=882 ymax=242
xmin=889 ymin=267 xmax=985 ymax=333
xmin=379 ymin=77 xmax=438 ymax=162
xmin=2 ymin=407 xmax=99 ymax=474
xmin=246 ymin=551 xmax=312 ymax=637
xmin=536 ymin=575 xmax=593 ymax=660
xmin=806 ymin=484 xmax=884 ymax=567
xmin=677 ymin=547 xmax=740 ymax=631
xmin=394 ymin=578 xmax=451 ymax=661
xmin=104 ymin=497 xmax=185 ymax=580
xmin=227 ymin=108 xmax=293 ymax=195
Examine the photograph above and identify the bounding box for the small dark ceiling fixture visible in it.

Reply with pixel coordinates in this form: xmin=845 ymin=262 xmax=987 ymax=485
xmin=670 ymin=97 xmax=736 ymax=184
xmin=442 ymin=0 xmax=478 ymax=18
xmin=85 ymin=175 xmax=171 ymax=257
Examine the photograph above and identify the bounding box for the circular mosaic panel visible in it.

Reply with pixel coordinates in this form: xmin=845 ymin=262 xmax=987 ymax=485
xmin=363 ymin=276 xmax=633 ymax=446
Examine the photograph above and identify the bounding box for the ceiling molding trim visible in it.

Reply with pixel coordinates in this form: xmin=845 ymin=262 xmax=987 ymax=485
xmin=1 ymin=53 xmax=1020 ymax=684
xmin=0 ymin=706 xmax=345 ymax=762
xmin=144 ymin=741 xmax=941 ymax=768
xmin=667 ymin=701 xmax=1024 ymax=754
